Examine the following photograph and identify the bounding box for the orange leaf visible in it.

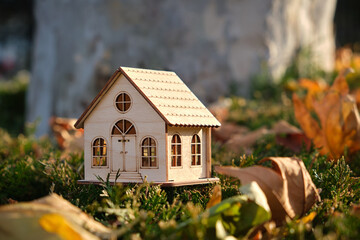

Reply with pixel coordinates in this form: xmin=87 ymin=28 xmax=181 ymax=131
xmin=293 ymin=69 xmax=360 ymax=159
xmin=206 ymin=185 xmax=222 ymax=209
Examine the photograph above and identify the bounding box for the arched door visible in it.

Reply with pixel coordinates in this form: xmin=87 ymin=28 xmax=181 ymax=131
xmin=111 ymin=119 xmax=137 ymax=172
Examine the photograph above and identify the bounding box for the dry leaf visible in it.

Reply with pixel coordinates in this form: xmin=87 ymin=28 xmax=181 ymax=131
xmin=215 ymin=157 xmax=320 ymax=224
xmin=39 ymin=213 xmax=82 ymax=240
xmin=297 ymin=211 xmax=317 ymax=224
xmin=0 ymin=194 xmax=113 ymax=240
xmin=206 ymin=185 xmax=222 ymax=209
xmin=225 ymin=127 xmax=270 ymax=153
xmin=213 ymin=122 xmax=249 ymax=143
xmin=272 ymin=120 xmax=311 ymax=153
xmin=293 ymin=69 xmax=360 ymax=158
xmin=298 ymin=78 xmax=328 ymax=110
xmin=208 ymin=97 xmax=232 ymax=123
xmin=49 ymin=117 xmax=84 ymax=152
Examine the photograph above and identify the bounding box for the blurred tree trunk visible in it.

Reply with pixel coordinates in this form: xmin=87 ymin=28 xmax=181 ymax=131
xmin=28 ymin=0 xmax=336 ymax=136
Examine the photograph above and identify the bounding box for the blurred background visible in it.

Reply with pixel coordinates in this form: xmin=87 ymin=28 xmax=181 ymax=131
xmin=0 ymin=0 xmax=359 ymax=137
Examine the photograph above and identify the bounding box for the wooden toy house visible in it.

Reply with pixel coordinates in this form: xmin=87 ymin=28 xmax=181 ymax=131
xmin=75 ymin=67 xmax=221 ymax=186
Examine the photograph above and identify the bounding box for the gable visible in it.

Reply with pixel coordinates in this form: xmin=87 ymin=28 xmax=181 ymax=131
xmin=84 ymin=74 xmax=165 ymax=128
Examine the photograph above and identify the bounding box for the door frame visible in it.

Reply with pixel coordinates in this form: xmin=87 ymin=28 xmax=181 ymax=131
xmin=110 ymin=119 xmax=138 ymax=173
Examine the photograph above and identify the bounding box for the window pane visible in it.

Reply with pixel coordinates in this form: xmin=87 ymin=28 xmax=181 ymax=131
xmin=125 ymin=120 xmax=131 ymax=132
xmin=127 ymin=126 xmax=136 ymax=134
xmin=191 ymin=144 xmax=195 ymax=154
xmin=197 ymin=156 xmax=201 ymax=165
xmin=99 ymin=147 xmax=104 ymax=156
xmin=171 ymin=156 xmax=176 ymax=166
xmin=192 ymin=155 xmax=195 ymax=165
xmin=116 ymin=93 xmax=122 ymax=102
xmin=197 ymin=144 xmax=201 ymax=154
xmin=150 ymin=157 xmax=156 ymax=167
xmin=102 ymin=146 xmax=107 ymax=155
xmin=143 ymin=147 xmax=148 ymax=157
xmin=112 ymin=127 xmax=121 ymax=135
xmin=171 ymin=145 xmax=176 ymax=155
xmin=142 ymin=157 xmax=149 ymax=167
xmin=151 ymin=147 xmax=156 ymax=156
xmin=116 ymin=102 xmax=124 ymax=111
xmin=124 ymin=93 xmax=130 ymax=101
xmin=143 ymin=138 xmax=148 ymax=146
xmin=93 ymin=157 xmax=98 ymax=166
xmin=177 ymin=156 xmax=181 ymax=166
xmin=116 ymin=120 xmax=124 ymax=133
xmin=100 ymin=157 xmax=106 ymax=166
xmin=94 ymin=138 xmax=100 ymax=146
xmin=150 ymin=138 xmax=155 ymax=146
xmin=177 ymin=145 xmax=181 ymax=154
xmin=124 ymin=102 xmax=131 ymax=110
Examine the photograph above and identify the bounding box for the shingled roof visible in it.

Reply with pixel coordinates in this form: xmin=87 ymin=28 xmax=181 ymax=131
xmin=74 ymin=66 xmax=221 ymax=129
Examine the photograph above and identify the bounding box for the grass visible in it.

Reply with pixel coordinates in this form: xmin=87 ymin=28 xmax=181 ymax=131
xmin=1 ymin=70 xmax=360 ymax=239
xmin=0 ymin=118 xmax=359 ymax=239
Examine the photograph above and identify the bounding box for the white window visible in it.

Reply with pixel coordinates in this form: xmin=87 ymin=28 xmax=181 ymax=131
xmin=191 ymin=134 xmax=201 ymax=166
xmin=141 ymin=137 xmax=157 ymax=168
xmin=92 ymin=138 xmax=107 ymax=167
xmin=171 ymin=134 xmax=181 ymax=167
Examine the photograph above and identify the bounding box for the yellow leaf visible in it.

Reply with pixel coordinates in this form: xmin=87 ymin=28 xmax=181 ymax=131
xmin=297 ymin=211 xmax=317 ymax=224
xmin=39 ymin=213 xmax=82 ymax=240
xmin=206 ymin=185 xmax=222 ymax=209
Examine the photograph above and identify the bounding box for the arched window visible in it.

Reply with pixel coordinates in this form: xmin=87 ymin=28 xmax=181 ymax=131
xmin=191 ymin=134 xmax=201 ymax=166
xmin=171 ymin=134 xmax=181 ymax=167
xmin=115 ymin=92 xmax=131 ymax=112
xmin=112 ymin=119 xmax=136 ymax=135
xmin=92 ymin=138 xmax=107 ymax=167
xmin=141 ymin=137 xmax=157 ymax=168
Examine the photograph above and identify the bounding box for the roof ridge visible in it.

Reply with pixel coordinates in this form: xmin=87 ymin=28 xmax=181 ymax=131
xmin=120 ymin=66 xmax=176 ymax=76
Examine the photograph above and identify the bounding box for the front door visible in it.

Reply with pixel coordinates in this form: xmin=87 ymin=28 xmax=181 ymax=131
xmin=111 ymin=119 xmax=137 ymax=173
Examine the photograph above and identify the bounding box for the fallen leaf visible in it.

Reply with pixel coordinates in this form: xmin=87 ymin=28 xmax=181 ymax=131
xmin=298 ymin=78 xmax=328 ymax=110
xmin=49 ymin=117 xmax=84 ymax=152
xmin=206 ymin=184 xmax=222 ymax=209
xmin=225 ymin=127 xmax=270 ymax=153
xmin=209 ymin=98 xmax=232 ymax=123
xmin=0 ymin=194 xmax=113 ymax=240
xmin=297 ymin=211 xmax=316 ymax=224
xmin=212 ymin=122 xmax=249 ymax=143
xmin=272 ymin=120 xmax=311 ymax=153
xmin=293 ymin=69 xmax=360 ymax=158
xmin=39 ymin=213 xmax=81 ymax=240
xmin=215 ymin=157 xmax=320 ymax=224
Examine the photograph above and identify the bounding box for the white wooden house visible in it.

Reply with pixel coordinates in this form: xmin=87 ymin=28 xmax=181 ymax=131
xmin=75 ymin=67 xmax=221 ymax=186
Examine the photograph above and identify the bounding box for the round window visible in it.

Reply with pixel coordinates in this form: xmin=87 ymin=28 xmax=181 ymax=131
xmin=115 ymin=93 xmax=131 ymax=112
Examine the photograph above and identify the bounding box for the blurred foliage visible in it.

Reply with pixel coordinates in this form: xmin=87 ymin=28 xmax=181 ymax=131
xmin=226 ymin=95 xmax=296 ymax=130
xmin=0 ymin=71 xmax=29 ymax=135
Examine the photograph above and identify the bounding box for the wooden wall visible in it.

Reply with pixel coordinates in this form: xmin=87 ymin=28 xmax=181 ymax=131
xmin=84 ymin=74 xmax=167 ymax=182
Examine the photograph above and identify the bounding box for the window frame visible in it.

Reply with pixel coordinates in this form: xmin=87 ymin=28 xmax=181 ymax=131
xmin=140 ymin=136 xmax=158 ymax=169
xmin=111 ymin=119 xmax=136 ymax=136
xmin=114 ymin=92 xmax=132 ymax=113
xmin=91 ymin=137 xmax=108 ymax=168
xmin=191 ymin=134 xmax=201 ymax=167
xmin=170 ymin=134 xmax=182 ymax=168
